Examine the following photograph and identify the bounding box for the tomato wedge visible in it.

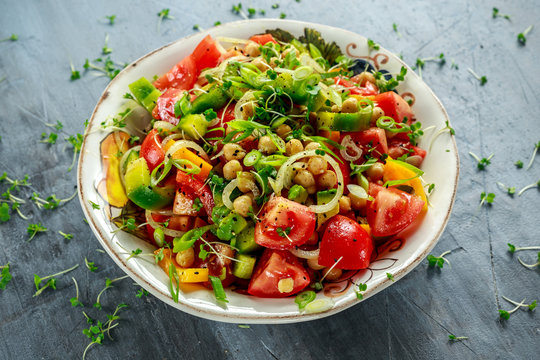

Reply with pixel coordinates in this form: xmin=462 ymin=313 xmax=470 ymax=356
xmin=318 ymin=215 xmax=373 ymax=269
xmin=248 ymin=249 xmax=310 ymax=298
xmin=254 ymin=196 xmax=316 ymax=250
xmin=140 ymin=129 xmax=165 ymax=172
xmin=190 ymin=35 xmax=223 ymax=71
xmin=176 ymin=171 xmax=215 ymax=219
xmin=152 ymin=88 xmax=184 ymax=125
xmin=153 ymin=55 xmax=197 ymax=92
xmin=366 ymin=184 xmax=424 ymax=237
xmin=373 ymin=92 xmax=414 ymax=124
xmin=249 ymin=34 xmax=277 ymax=45
xmin=334 ymin=77 xmax=379 ymax=96
xmin=341 ymin=127 xmax=388 ymax=161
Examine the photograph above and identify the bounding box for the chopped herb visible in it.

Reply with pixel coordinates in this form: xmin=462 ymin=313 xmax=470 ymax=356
xmin=517 ymin=25 xmax=533 ymax=45
xmin=192 ymin=197 xmax=204 ymax=212
xmin=515 ymin=160 xmax=524 ymax=168
xmin=27 ymin=223 xmax=48 ymax=241
xmin=40 ymin=132 xmax=58 ymax=144
xmin=479 ymin=192 xmax=496 ymax=207
xmin=469 ymin=152 xmax=493 ymax=170
xmin=105 ymin=15 xmax=116 ymax=25
xmin=136 ymin=287 xmax=149 ymax=298
xmin=70 ymin=277 xmax=84 ymax=307
xmin=85 ymin=257 xmax=98 ymax=272
xmin=448 ymin=334 xmax=468 ymax=341
xmin=386 ymin=273 xmax=394 ymax=281
xmin=272 ymin=3 xmax=279 ymax=9
xmin=89 ymin=201 xmax=100 ymax=210
xmin=492 ymin=7 xmax=511 ymax=20
xmin=33 ymin=263 xmax=79 ymax=297
xmin=59 ymin=231 xmax=74 ymax=240
xmin=355 ymin=282 xmax=367 ymax=300
xmin=209 ymin=275 xmax=228 ymax=303
xmin=427 ymin=250 xmax=452 ymax=269
xmin=238 ymin=324 xmax=250 ymax=328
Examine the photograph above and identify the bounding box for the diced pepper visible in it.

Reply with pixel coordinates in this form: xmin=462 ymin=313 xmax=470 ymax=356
xmin=96 ymin=132 xmax=130 ymax=208
xmin=155 ymin=249 xmax=209 ymax=283
xmin=216 ymin=213 xmax=248 ymax=242
xmin=288 ymin=184 xmax=308 ymax=204
xmin=124 ymin=158 xmax=174 ymax=210
xmin=188 ymin=86 xmax=230 ymax=115
xmin=171 ymin=147 xmax=212 ymax=181
xmin=232 ymin=254 xmax=257 ymax=279
xmin=236 ymin=225 xmax=261 ymax=254
xmin=177 ymin=114 xmax=208 ymax=140
xmin=316 ymin=189 xmax=340 ymax=229
xmin=128 ymin=77 xmax=162 ymax=113
xmin=317 ymin=109 xmax=372 ymax=132
xmin=383 ymin=158 xmax=428 ymax=212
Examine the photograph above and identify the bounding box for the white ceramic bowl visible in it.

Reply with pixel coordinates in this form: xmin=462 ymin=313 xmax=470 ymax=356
xmin=78 ymin=19 xmax=459 ymax=323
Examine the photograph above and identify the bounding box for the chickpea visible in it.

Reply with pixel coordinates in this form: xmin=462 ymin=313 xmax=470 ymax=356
xmin=406 ymin=155 xmax=423 ymax=168
xmin=244 ymin=41 xmax=261 ymax=57
xmin=308 ymin=156 xmax=327 ymax=176
xmin=223 ymin=160 xmax=242 ymax=180
xmin=352 ymin=71 xmax=376 ymax=86
xmin=322 ymin=267 xmax=342 ymax=281
xmin=388 ymin=147 xmax=404 ymax=159
xmin=339 ymin=195 xmax=352 ymax=213
xmin=233 ymin=194 xmax=252 ymax=217
xmin=371 ymin=106 xmax=385 ymax=123
xmin=293 ymin=169 xmax=315 ymax=188
xmin=258 ymin=135 xmax=277 ymax=154
xmin=304 ymin=142 xmax=320 ymax=151
xmin=175 ymin=247 xmax=195 ymax=268
xmin=308 ymin=111 xmax=318 ymax=122
xmin=331 ymin=104 xmax=341 ymax=112
xmin=307 ymin=257 xmax=325 ymax=270
xmin=251 ymin=58 xmax=268 ymax=72
xmin=215 ymin=243 xmax=235 ymax=267
xmin=317 ymin=170 xmax=337 ymax=189
xmin=237 ymin=172 xmax=256 ymax=193
xmin=306 ymin=185 xmax=317 ymax=195
xmin=223 ymin=143 xmax=246 ymax=161
xmin=241 ymin=102 xmax=254 ymax=119
xmin=305 ymin=231 xmax=318 ymax=246
xmin=276 ymin=124 xmax=292 ymax=139
xmin=285 ymin=139 xmax=304 ymax=156
xmin=341 ymin=97 xmax=358 ymax=113
xmin=350 ymin=193 xmax=367 ymax=210
xmin=366 ymin=162 xmax=385 ymax=181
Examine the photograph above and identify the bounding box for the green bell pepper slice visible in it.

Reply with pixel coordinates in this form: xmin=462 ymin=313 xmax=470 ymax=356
xmin=124 ymin=158 xmax=174 ymax=210
xmin=188 ymin=86 xmax=230 ymax=115
xmin=316 ymin=108 xmax=372 ymax=132
xmin=215 ymin=213 xmax=248 ymax=242
xmin=128 ymin=77 xmax=161 ymax=113
xmin=232 ymin=254 xmax=257 ymax=279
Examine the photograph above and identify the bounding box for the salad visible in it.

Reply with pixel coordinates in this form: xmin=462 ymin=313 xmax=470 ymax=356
xmin=102 ymin=28 xmax=428 ymax=303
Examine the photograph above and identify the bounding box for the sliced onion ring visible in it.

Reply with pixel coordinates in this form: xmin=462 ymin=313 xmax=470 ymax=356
xmin=161 ymin=133 xmax=186 ymax=147
xmin=118 ymin=145 xmax=141 ymax=189
xmin=222 ymin=179 xmax=238 ymax=211
xmin=347 ymin=184 xmax=370 ymax=199
xmin=164 ymin=140 xmax=209 ymax=161
xmin=340 ymin=135 xmax=362 ymax=162
xmin=145 ymin=210 xmax=186 ymax=238
xmin=153 ymin=121 xmax=176 ymax=133
xmin=273 ymin=149 xmax=344 ymax=214
xmin=234 ymin=91 xmax=256 ymax=120
xmin=289 ymin=247 xmax=320 ymax=260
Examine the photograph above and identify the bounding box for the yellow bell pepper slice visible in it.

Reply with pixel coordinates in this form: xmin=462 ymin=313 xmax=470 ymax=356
xmin=360 ymin=224 xmax=371 ymax=236
xmin=383 ymin=158 xmax=428 ymax=212
xmin=96 ymin=131 xmax=130 ymax=208
xmin=155 ymin=249 xmax=209 ymax=283
xmin=164 ymin=140 xmax=212 ymax=182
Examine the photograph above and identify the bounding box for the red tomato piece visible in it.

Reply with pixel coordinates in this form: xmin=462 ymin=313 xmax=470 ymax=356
xmin=247 ymin=249 xmax=310 ymax=298
xmin=373 ymin=92 xmax=414 ymax=124
xmin=153 ymin=55 xmax=197 ymax=91
xmin=334 ymin=77 xmax=379 ymax=96
xmin=387 ymin=140 xmax=427 ymax=162
xmin=191 ymin=35 xmax=223 ymax=71
xmin=249 ymin=34 xmax=277 ymax=45
xmin=366 ymin=184 xmax=424 ymax=237
xmin=254 ymin=196 xmax=316 ymax=250
xmin=176 ymin=171 xmax=215 ymax=219
xmin=140 ymin=129 xmax=165 ymax=172
xmin=341 ymin=127 xmax=388 ymax=160
xmin=154 ymin=88 xmax=184 ymax=125
xmin=318 ymin=215 xmax=374 ymax=270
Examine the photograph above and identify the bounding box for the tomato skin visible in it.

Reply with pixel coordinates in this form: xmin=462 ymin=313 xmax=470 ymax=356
xmin=154 ymin=88 xmax=184 ymax=125
xmin=255 ymin=196 xmax=316 ymax=250
xmin=249 ymin=34 xmax=277 ymax=45
xmin=248 ymin=249 xmax=310 ymax=298
xmin=318 ymin=215 xmax=373 ymax=269
xmin=176 ymin=171 xmax=215 ymax=219
xmin=366 ymin=184 xmax=424 ymax=237
xmin=373 ymin=92 xmax=414 ymax=124
xmin=153 ymin=55 xmax=197 ymax=91
xmin=191 ymin=35 xmax=223 ymax=71
xmin=334 ymin=77 xmax=379 ymax=96
xmin=141 ymin=129 xmax=165 ymax=172
xmin=342 ymin=127 xmax=388 ymax=160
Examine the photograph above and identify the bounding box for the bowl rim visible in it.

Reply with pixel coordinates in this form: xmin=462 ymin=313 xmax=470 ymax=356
xmin=77 ymin=18 xmax=460 ymax=324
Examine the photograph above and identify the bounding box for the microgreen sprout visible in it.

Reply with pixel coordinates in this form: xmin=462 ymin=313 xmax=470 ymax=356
xmin=0 ymin=203 xmax=9 ymax=222
xmin=70 ymin=59 xmax=80 ymax=80
xmin=502 ymin=296 xmax=537 ymax=311
xmin=214 ymin=21 xmax=222 ymax=26
xmin=507 ymin=243 xmax=540 ymax=254
xmin=355 ymin=282 xmax=367 ymax=300
xmin=105 ymin=15 xmax=116 ymax=25
xmin=479 ymin=192 xmax=496 ymax=207
xmin=429 ymin=121 xmax=455 ymax=151
xmin=0 ymin=262 xmax=12 ymax=290
xmin=367 ymin=39 xmax=380 ymax=51
xmin=94 ymin=275 xmax=129 ymax=309
xmin=157 ymin=8 xmax=174 ymax=33
xmin=27 ymin=223 xmax=48 ymax=241
xmin=32 ymin=190 xmax=76 ymax=210
xmin=515 ymin=160 xmax=524 ymax=168
xmin=272 ymin=3 xmax=279 ymax=9
xmin=279 ymin=13 xmax=286 ymax=19
xmin=82 ymin=303 xmax=128 ymax=360
xmin=1 ymin=172 xmax=31 ymax=190
xmin=85 ymin=257 xmax=98 ymax=272
xmin=0 ymin=34 xmax=18 ymax=42
xmin=517 ymin=179 xmax=540 ymax=196
xmin=83 ymin=57 xmax=124 ymax=80
xmin=448 ymin=334 xmax=468 ymax=341
xmin=231 ymin=3 xmax=249 ymax=19
xmin=499 ymin=297 xmax=535 ymax=320
xmin=247 ymin=8 xmax=256 ymax=17
xmin=467 ymin=68 xmax=487 ymax=86
xmin=392 ymin=23 xmax=402 ymax=38
xmin=496 ymin=182 xmax=516 ymax=196
xmin=59 ymin=231 xmax=73 ymax=240
xmin=450 ymin=59 xmax=459 ymax=70
xmin=192 ymin=24 xmax=203 ymax=31
xmin=386 ymin=273 xmax=395 ymax=281
xmin=427 ymin=250 xmax=452 ymax=269
xmin=40 ymin=132 xmax=58 ymax=144
xmin=126 ymin=248 xmax=142 ymax=260
xmin=469 ymin=152 xmax=493 ymax=170
xmin=102 ymin=34 xmax=112 ymax=55
xmin=66 ymin=133 xmax=83 ymax=172
xmin=492 ymin=8 xmax=511 ymax=20
xmin=517 ymin=252 xmax=540 ymax=270
xmin=89 ymin=200 xmax=100 ymax=210
xmin=415 ymin=53 xmax=445 ymax=78
xmin=525 ymin=141 xmax=540 ymax=170
xmin=517 ymin=25 xmax=533 ymax=45
xmin=136 ymin=287 xmax=149 ymax=298
xmin=33 ymin=263 xmax=79 ymax=297
xmin=70 ymin=277 xmax=84 ymax=307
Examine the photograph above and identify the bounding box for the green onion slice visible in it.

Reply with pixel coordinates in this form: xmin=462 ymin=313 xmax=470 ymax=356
xmin=244 ymin=150 xmax=262 ymax=167
xmin=295 ymin=291 xmax=316 ymax=310
xmin=209 ymin=275 xmax=229 ymax=303
xmin=173 ymin=225 xmax=216 ymax=253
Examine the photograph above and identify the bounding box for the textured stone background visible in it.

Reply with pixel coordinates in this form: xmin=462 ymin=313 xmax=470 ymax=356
xmin=0 ymin=0 xmax=539 ymax=359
